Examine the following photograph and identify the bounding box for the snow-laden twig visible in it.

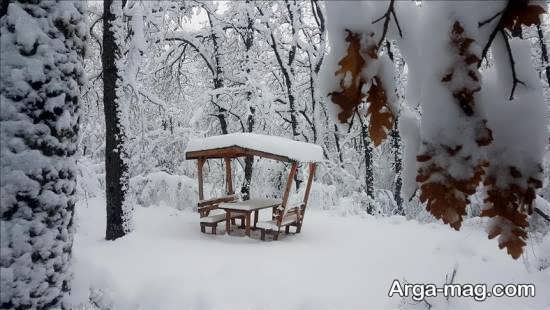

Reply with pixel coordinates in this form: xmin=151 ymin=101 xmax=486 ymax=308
xmin=501 ymin=29 xmax=526 ymax=100
xmin=478 ymin=1 xmax=527 ymax=100
xmin=372 ymin=0 xmax=403 ymax=47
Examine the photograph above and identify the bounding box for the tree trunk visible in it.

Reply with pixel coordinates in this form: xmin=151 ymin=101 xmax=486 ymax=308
xmin=536 ymin=24 xmax=550 ymax=87
xmin=0 ymin=1 xmax=86 ymax=307
xmin=103 ymin=0 xmax=129 ymax=240
xmin=207 ymin=10 xmax=228 ymax=135
xmin=241 ymin=108 xmax=255 ymax=200
xmin=359 ymin=116 xmax=375 ymax=214
xmin=241 ymin=8 xmax=255 ymax=200
xmin=391 ymin=119 xmax=404 ymax=214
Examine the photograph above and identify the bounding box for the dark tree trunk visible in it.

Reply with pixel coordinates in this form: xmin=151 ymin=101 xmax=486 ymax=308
xmin=241 ymin=8 xmax=255 ymax=200
xmin=359 ymin=116 xmax=375 ymax=214
xmin=241 ymin=108 xmax=255 ymax=200
xmin=391 ymin=119 xmax=404 ymax=214
xmin=265 ymin=0 xmax=299 ymax=139
xmin=335 ymin=125 xmax=344 ymax=163
xmin=207 ymin=10 xmax=228 ymax=135
xmin=536 ymin=24 xmax=550 ymax=86
xmin=362 ymin=130 xmax=374 ymax=199
xmin=103 ymin=0 xmax=129 ymax=240
xmin=307 ymin=61 xmax=318 ymax=143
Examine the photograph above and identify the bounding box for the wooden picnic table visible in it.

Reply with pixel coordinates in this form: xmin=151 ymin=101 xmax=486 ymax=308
xmin=218 ymin=198 xmax=282 ymax=236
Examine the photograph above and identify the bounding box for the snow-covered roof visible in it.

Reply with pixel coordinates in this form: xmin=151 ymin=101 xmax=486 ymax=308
xmin=185 ymin=133 xmax=323 ymax=162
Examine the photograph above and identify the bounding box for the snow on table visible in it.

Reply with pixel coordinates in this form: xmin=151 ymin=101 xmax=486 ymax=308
xmin=185 ymin=133 xmax=323 ymax=162
xmin=218 ymin=198 xmax=282 ymax=211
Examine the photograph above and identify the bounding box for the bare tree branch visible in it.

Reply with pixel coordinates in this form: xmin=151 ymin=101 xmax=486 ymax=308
xmin=478 ymin=1 xmax=513 ymax=67
xmin=478 ymin=1 xmax=527 ymax=100
xmin=501 ymin=29 xmax=526 ymax=100
xmin=372 ymin=0 xmax=402 ymax=47
xmin=535 ymin=207 xmax=550 ymax=222
xmin=478 ymin=10 xmax=503 ymax=27
xmin=164 ymin=36 xmax=215 ymax=76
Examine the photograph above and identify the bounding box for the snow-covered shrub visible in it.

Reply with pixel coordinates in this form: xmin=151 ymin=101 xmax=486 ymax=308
xmin=76 ymin=158 xmax=104 ymax=200
xmin=375 ymin=189 xmax=399 ymax=216
xmin=535 ymin=234 xmax=550 ymax=271
xmin=302 ymin=182 xmax=339 ymax=211
xmin=129 ymin=171 xmax=197 ymax=210
xmin=247 ymin=159 xmax=287 ymax=199
xmin=330 ymin=191 xmax=377 ymax=217
xmin=529 ymin=196 xmax=550 ymax=237
xmin=68 ymin=259 xmax=123 ymax=310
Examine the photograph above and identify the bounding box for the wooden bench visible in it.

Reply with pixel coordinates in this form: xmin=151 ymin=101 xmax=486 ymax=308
xmin=198 ymin=195 xmax=245 ymax=234
xmin=256 ymin=203 xmax=305 ymax=240
xmin=254 ymin=162 xmax=315 ymax=240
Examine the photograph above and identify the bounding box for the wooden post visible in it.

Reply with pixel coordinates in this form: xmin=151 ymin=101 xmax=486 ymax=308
xmin=245 ymin=213 xmax=251 ymax=236
xmin=197 ymin=159 xmax=205 ymax=201
xmin=226 ymin=211 xmax=231 ymax=235
xmin=279 ymin=162 xmax=298 ymax=223
xmin=297 ymin=163 xmax=316 ymax=233
xmin=224 ymin=157 xmax=234 ymax=195
xmin=302 ymin=163 xmax=316 ymax=206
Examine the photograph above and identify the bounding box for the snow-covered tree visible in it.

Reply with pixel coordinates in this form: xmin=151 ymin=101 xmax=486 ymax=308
xmin=103 ymin=0 xmax=132 ymax=240
xmin=0 ymin=1 xmax=86 ymax=307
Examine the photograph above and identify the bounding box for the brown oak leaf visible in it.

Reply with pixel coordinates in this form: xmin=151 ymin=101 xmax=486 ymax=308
xmin=482 ymin=166 xmax=542 ymax=259
xmin=418 ymin=161 xmax=486 ymax=230
xmin=329 ymin=30 xmax=366 ymax=123
xmin=366 ymin=76 xmax=394 ymax=146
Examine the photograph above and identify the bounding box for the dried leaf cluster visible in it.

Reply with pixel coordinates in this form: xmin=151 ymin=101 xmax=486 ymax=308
xmin=477 ymin=1 xmax=545 ymax=258
xmin=417 ymin=21 xmax=491 ymax=231
xmin=328 ymin=2 xmax=546 ymax=259
xmin=416 ymin=18 xmax=544 ymax=259
xmin=482 ymin=167 xmax=543 ymax=258
xmin=329 ymin=30 xmax=395 ymax=146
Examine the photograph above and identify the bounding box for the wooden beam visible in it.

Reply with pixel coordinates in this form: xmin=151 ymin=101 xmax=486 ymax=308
xmin=197 ymin=158 xmax=205 ymax=201
xmin=298 ymin=163 xmax=316 ymax=230
xmin=197 ymin=194 xmax=236 ymax=208
xmin=224 ymin=157 xmax=234 ymax=195
xmin=186 ymin=145 xmax=293 ymax=163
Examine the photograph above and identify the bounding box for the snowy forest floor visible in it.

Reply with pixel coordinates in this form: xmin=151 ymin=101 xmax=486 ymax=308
xmin=72 ymin=197 xmax=550 ymax=310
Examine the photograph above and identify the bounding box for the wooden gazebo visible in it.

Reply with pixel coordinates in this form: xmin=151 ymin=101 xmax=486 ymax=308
xmin=185 ymin=133 xmax=323 ymax=240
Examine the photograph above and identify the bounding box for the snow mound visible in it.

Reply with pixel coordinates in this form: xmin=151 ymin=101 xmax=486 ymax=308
xmin=71 ymin=198 xmax=550 ymax=310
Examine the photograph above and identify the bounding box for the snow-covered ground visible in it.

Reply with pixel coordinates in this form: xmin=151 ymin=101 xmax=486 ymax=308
xmin=71 ymin=197 xmax=550 ymax=310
